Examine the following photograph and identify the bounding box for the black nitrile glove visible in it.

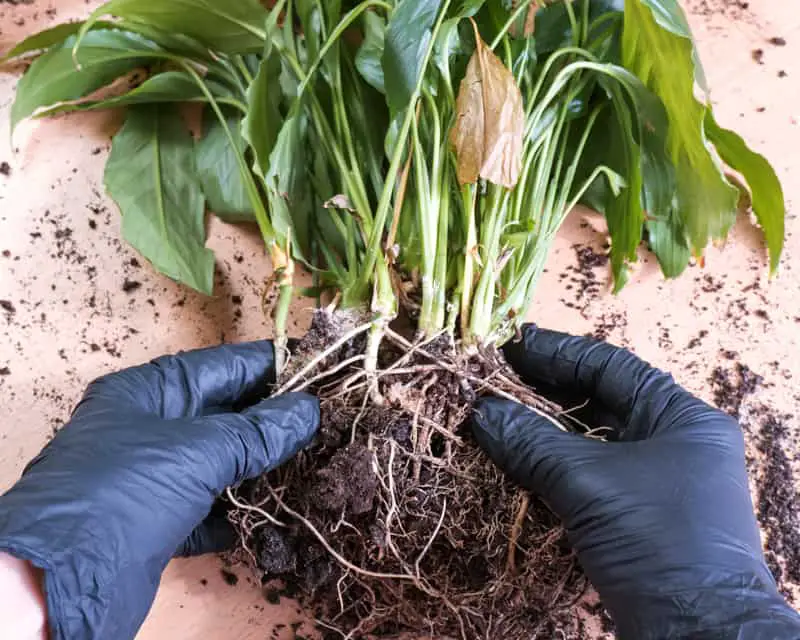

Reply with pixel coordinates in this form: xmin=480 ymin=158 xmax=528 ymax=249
xmin=0 ymin=342 xmax=319 ymax=640
xmin=474 ymin=326 xmax=800 ymax=639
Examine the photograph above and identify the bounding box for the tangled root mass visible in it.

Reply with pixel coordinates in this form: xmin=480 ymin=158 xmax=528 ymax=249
xmin=230 ymin=310 xmax=587 ymax=639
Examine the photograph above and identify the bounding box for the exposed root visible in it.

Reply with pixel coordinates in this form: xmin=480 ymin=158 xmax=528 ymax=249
xmin=230 ymin=310 xmax=585 ymax=638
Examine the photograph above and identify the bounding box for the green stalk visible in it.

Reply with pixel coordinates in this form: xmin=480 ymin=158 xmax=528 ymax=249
xmin=182 ymin=63 xmax=297 ymax=374
xmin=353 ymin=0 xmax=453 ymax=302
xmin=467 ymin=186 xmax=509 ymax=345
xmin=459 ymin=184 xmax=478 ymax=340
xmin=273 ymin=280 xmax=294 ymax=378
xmin=181 ymin=64 xmax=274 ymax=244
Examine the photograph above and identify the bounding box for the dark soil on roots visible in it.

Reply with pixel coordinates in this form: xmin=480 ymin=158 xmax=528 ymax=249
xmin=229 ymin=310 xmax=588 ymax=639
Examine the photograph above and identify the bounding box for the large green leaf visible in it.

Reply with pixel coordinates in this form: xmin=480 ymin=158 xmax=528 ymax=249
xmin=382 ymin=0 xmax=443 ymax=114
xmin=267 ymin=114 xmax=312 ymax=259
xmin=242 ymin=53 xmax=282 ymax=181
xmin=11 ymin=30 xmax=166 ymax=130
xmin=34 ymin=71 xmax=240 ymax=117
xmin=78 ymin=0 xmax=268 ymax=55
xmin=356 ymin=12 xmax=386 ymax=94
xmin=623 ymin=0 xmax=738 ymax=255
xmin=197 ymin=108 xmax=254 ymax=223
xmin=705 ymin=111 xmax=785 ymax=273
xmin=0 ymin=21 xmax=112 ymax=64
xmin=105 ymin=104 xmax=214 ymax=294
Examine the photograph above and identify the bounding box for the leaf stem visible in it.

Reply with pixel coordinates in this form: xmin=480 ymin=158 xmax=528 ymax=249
xmin=180 ymin=62 xmax=274 ymax=245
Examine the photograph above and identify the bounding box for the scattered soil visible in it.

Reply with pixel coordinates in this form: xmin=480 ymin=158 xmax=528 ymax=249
xmin=753 ymin=409 xmax=800 ymax=597
xmin=687 ymin=0 xmax=752 ymax=19
xmin=0 ymin=162 xmax=10 ymax=176
xmin=769 ymin=37 xmax=787 ymax=47
xmin=230 ymin=310 xmax=587 ymax=639
xmin=709 ymin=361 xmax=763 ymax=418
xmin=709 ymin=363 xmax=800 ymax=600
xmin=559 ymin=243 xmax=609 ymax=316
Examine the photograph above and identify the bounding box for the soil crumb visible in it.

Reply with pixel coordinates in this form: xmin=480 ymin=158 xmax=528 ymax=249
xmin=220 ymin=569 xmax=239 ymax=586
xmin=122 ymin=279 xmax=142 ymax=294
xmin=0 ymin=162 xmax=10 ymax=176
xmin=709 ymin=361 xmax=763 ymax=419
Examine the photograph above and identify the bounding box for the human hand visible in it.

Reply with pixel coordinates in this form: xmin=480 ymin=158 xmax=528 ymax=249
xmin=473 ymin=326 xmax=800 ymax=639
xmin=0 ymin=342 xmax=319 ymax=640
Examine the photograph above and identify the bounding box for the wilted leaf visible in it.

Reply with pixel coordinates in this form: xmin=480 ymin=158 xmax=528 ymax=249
xmin=105 ymin=104 xmax=214 ymax=294
xmin=324 ymin=195 xmax=356 ymax=211
xmin=450 ymin=26 xmax=524 ymax=188
xmin=705 ymin=110 xmax=785 ymax=273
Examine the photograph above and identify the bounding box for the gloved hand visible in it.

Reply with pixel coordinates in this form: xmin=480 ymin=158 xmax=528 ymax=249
xmin=474 ymin=326 xmax=800 ymax=639
xmin=0 ymin=342 xmax=319 ymax=640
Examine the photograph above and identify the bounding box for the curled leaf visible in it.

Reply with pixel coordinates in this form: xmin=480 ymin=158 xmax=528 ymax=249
xmin=324 ymin=194 xmax=356 ymax=211
xmin=450 ymin=24 xmax=524 ymax=188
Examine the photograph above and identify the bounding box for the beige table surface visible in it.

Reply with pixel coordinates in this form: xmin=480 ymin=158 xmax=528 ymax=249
xmin=1 ymin=0 xmax=799 ymax=638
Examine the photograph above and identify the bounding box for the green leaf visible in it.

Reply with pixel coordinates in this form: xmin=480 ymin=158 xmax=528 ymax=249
xmin=34 ymin=71 xmax=240 ymax=117
xmin=382 ymin=0 xmax=443 ymax=114
xmin=266 ymin=114 xmax=311 ymax=256
xmin=705 ymin=110 xmax=785 ymax=273
xmin=449 ymin=0 xmax=485 ymax=18
xmin=11 ymin=30 xmax=166 ymax=130
xmin=78 ymin=0 xmax=268 ymax=55
xmin=356 ymin=12 xmax=386 ymax=94
xmin=105 ymin=104 xmax=214 ymax=294
xmin=595 ymin=104 xmax=644 ymax=292
xmin=113 ymin=19 xmax=218 ymax=61
xmin=623 ymin=0 xmax=738 ymax=256
xmin=0 ymin=20 xmax=112 ymax=64
xmin=197 ymin=108 xmax=254 ymax=223
xmin=242 ymin=53 xmax=282 ymax=180
xmin=634 ymin=0 xmax=691 ymax=36
xmin=535 ymin=0 xmax=623 ymax=55
xmin=646 ymin=210 xmax=691 ymax=278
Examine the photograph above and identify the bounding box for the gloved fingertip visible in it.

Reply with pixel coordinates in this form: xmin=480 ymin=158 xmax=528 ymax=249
xmin=175 ymin=515 xmax=236 ymax=558
xmin=239 ymin=392 xmax=320 ymax=476
xmin=472 ymin=397 xmax=572 ymax=476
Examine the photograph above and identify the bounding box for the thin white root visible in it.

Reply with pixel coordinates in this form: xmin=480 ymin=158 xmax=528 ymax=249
xmin=415 ymin=498 xmax=447 ymax=579
xmin=365 ymin=318 xmax=387 ymax=405
xmin=226 ymin=487 xmax=288 ymax=528
xmin=291 ymin=354 xmax=365 ymax=393
xmin=275 ymin=321 xmax=373 ymax=395
xmin=384 ymin=327 xmax=568 ymax=433
xmin=268 ymin=487 xmax=418 ymax=582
